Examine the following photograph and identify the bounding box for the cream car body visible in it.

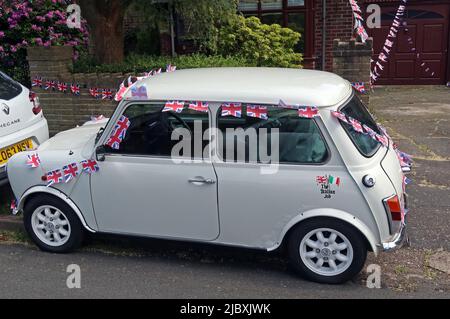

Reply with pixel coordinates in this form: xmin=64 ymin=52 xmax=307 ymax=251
xmin=7 ymin=68 xmax=407 ymax=284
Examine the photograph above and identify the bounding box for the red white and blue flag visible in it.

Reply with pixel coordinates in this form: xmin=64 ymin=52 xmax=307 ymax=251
xmin=247 ymin=105 xmax=268 ymax=120
xmin=45 ymin=80 xmax=57 ymax=91
xmin=298 ymin=107 xmax=320 ymax=119
xmin=363 ymin=124 xmax=377 ymax=138
xmin=46 ymin=170 xmax=63 ymax=187
xmin=166 ymin=64 xmax=177 ymax=73
xmin=63 ymin=163 xmax=79 ymax=183
xmin=163 ymin=101 xmax=185 ymax=113
xmin=188 ymin=102 xmax=209 ymax=113
xmin=331 ymin=111 xmax=349 ymax=124
xmin=81 ymin=160 xmax=100 ymax=174
xmin=32 ymin=77 xmax=43 ymax=88
xmin=57 ymin=82 xmax=68 ymax=93
xmin=105 ymin=115 xmax=131 ymax=150
xmin=71 ymin=83 xmax=80 ymax=96
xmin=102 ymin=89 xmax=113 ymax=100
xmin=89 ymin=88 xmax=101 ymax=99
xmin=221 ymin=103 xmax=242 ymax=118
xmin=349 ymin=117 xmax=364 ymax=133
xmin=352 ymin=82 xmax=366 ymax=94
xmin=376 ymin=134 xmax=389 ymax=147
xmin=26 ymin=154 xmax=41 ymax=168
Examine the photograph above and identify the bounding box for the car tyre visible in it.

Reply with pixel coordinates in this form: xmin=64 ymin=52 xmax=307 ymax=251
xmin=24 ymin=194 xmax=84 ymax=253
xmin=288 ymin=217 xmax=367 ymax=284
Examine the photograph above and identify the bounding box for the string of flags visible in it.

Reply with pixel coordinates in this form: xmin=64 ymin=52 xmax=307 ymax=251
xmin=371 ymin=0 xmax=408 ymax=84
xmin=351 ymin=82 xmax=367 ymax=94
xmin=349 ymin=0 xmax=369 ymax=43
xmin=32 ymin=76 xmax=117 ymax=100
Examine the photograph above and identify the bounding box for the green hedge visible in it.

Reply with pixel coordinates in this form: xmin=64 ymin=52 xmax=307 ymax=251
xmin=72 ymin=53 xmax=257 ymax=74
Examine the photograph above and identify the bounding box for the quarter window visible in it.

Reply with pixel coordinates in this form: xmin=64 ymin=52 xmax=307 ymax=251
xmin=0 ymin=72 xmax=22 ymax=101
xmin=217 ymin=105 xmax=328 ymax=164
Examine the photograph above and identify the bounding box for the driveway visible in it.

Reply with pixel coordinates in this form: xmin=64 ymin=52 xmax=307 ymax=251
xmin=0 ymin=86 xmax=449 ymax=298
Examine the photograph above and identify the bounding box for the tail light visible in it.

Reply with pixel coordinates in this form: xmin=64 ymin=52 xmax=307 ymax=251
xmin=385 ymin=195 xmax=403 ymax=221
xmin=29 ymin=91 xmax=42 ymax=115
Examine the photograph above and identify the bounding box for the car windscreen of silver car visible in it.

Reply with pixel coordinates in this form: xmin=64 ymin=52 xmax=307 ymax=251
xmin=0 ymin=72 xmax=23 ymax=101
xmin=341 ymin=95 xmax=381 ymax=157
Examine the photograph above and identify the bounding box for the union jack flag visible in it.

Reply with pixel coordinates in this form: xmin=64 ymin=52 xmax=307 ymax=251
xmin=188 ymin=102 xmax=209 ymax=113
xmin=298 ymin=107 xmax=320 ymax=119
xmin=46 ymin=170 xmax=63 ymax=187
xmin=349 ymin=117 xmax=364 ymax=133
xmin=105 ymin=115 xmax=131 ymax=150
xmin=316 ymin=176 xmax=328 ymax=184
xmin=397 ymin=150 xmax=413 ymax=166
xmin=154 ymin=68 xmax=162 ymax=75
xmin=221 ymin=103 xmax=242 ymax=118
xmin=102 ymin=89 xmax=113 ymax=100
xmin=32 ymin=77 xmax=43 ymax=88
xmin=81 ymin=160 xmax=100 ymax=174
xmin=57 ymin=82 xmax=68 ymax=93
xmin=352 ymin=82 xmax=366 ymax=94
xmin=375 ymin=134 xmax=389 ymax=147
xmin=26 ymin=154 xmax=41 ymax=168
xmin=63 ymin=163 xmax=79 ymax=183
xmin=247 ymin=105 xmax=268 ymax=120
xmin=363 ymin=124 xmax=377 ymax=138
xmin=44 ymin=80 xmax=57 ymax=91
xmin=70 ymin=83 xmax=80 ymax=96
xmin=331 ymin=111 xmax=349 ymax=124
xmin=89 ymin=88 xmax=101 ymax=99
xmin=163 ymin=101 xmax=185 ymax=113
xmin=166 ymin=64 xmax=177 ymax=73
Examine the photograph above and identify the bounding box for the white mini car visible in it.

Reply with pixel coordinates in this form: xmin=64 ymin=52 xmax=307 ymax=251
xmin=0 ymin=71 xmax=49 ymax=185
xmin=7 ymin=68 xmax=408 ymax=284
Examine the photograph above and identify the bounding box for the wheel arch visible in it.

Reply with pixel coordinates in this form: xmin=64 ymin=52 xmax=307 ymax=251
xmin=269 ymin=209 xmax=380 ymax=256
xmin=19 ymin=186 xmax=97 ymax=233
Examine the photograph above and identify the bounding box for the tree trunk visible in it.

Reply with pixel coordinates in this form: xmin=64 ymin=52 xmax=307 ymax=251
xmin=78 ymin=0 xmax=132 ymax=64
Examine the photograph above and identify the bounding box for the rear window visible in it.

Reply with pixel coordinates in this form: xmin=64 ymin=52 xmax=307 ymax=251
xmin=0 ymin=72 xmax=22 ymax=100
xmin=340 ymin=95 xmax=381 ymax=157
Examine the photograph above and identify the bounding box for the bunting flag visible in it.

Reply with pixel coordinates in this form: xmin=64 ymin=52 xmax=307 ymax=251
xmin=46 ymin=169 xmax=63 ymax=187
xmin=349 ymin=0 xmax=369 ymax=43
xmin=352 ymin=82 xmax=366 ymax=94
xmin=349 ymin=117 xmax=364 ymax=133
xmin=105 ymin=115 xmax=131 ymax=150
xmin=166 ymin=64 xmax=177 ymax=73
xmin=331 ymin=111 xmax=349 ymax=124
xmin=298 ymin=107 xmax=320 ymax=119
xmin=57 ymin=82 xmax=68 ymax=93
xmin=62 ymin=163 xmax=79 ymax=183
xmin=188 ymin=102 xmax=209 ymax=113
xmin=247 ymin=105 xmax=268 ymax=120
xmin=163 ymin=101 xmax=185 ymax=113
xmin=221 ymin=103 xmax=242 ymax=118
xmin=371 ymin=0 xmax=408 ymax=84
xmin=102 ymin=89 xmax=113 ymax=100
xmin=32 ymin=77 xmax=43 ymax=88
xmin=81 ymin=160 xmax=100 ymax=174
xmin=71 ymin=83 xmax=80 ymax=96
xmin=89 ymin=88 xmax=101 ymax=99
xmin=26 ymin=154 xmax=41 ymax=168
xmin=363 ymin=124 xmax=377 ymax=138
xmin=375 ymin=134 xmax=389 ymax=147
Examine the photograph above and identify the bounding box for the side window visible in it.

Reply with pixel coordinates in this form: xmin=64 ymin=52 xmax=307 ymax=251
xmin=105 ymin=103 xmax=209 ymax=158
xmin=217 ymin=105 xmax=329 ymax=164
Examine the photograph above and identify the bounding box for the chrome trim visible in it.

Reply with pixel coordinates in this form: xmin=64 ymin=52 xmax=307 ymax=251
xmin=381 ymin=220 xmax=408 ymax=251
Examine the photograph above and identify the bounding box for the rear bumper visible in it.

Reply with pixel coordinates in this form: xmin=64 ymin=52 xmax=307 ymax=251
xmin=0 ymin=165 xmax=7 ymax=185
xmin=381 ymin=217 xmax=408 ymax=252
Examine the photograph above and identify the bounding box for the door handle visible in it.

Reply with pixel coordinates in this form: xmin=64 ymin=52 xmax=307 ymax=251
xmin=188 ymin=177 xmax=216 ymax=185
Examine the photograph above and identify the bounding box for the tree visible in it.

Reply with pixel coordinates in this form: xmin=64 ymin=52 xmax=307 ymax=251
xmin=78 ymin=0 xmax=132 ymax=64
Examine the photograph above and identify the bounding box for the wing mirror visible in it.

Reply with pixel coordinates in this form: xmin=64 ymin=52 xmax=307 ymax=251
xmin=96 ymin=145 xmax=106 ymax=162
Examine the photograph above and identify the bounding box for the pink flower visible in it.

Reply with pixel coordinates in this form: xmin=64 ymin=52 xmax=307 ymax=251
xmin=0 ymin=31 xmax=4 ymax=38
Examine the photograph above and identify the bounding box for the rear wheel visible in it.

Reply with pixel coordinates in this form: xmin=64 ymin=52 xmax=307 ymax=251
xmin=24 ymin=195 xmax=84 ymax=253
xmin=288 ymin=218 xmax=367 ymax=284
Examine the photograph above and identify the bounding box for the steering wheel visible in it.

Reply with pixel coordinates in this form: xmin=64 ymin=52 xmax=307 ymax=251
xmin=168 ymin=112 xmax=191 ymax=133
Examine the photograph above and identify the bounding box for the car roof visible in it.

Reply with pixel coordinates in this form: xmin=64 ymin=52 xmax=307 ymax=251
xmin=125 ymin=68 xmax=353 ymax=108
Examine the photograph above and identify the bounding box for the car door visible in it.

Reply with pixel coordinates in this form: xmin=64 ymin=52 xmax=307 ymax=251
xmin=90 ymin=102 xmax=219 ymax=241
xmin=212 ymin=104 xmax=346 ymax=248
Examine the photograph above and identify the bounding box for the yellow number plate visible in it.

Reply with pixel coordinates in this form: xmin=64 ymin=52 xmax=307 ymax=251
xmin=0 ymin=139 xmax=34 ymax=166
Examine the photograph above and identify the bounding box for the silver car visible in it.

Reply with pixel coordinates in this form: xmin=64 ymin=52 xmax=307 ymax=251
xmin=7 ymin=68 xmax=408 ymax=284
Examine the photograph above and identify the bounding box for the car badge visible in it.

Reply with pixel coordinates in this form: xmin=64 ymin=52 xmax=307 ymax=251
xmin=2 ymin=103 xmax=10 ymax=115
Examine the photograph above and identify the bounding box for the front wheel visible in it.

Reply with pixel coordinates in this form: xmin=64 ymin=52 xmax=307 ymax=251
xmin=24 ymin=195 xmax=84 ymax=253
xmin=288 ymin=218 xmax=367 ymax=284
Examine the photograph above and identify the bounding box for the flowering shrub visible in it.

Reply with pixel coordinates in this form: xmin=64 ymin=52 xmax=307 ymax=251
xmin=0 ymin=0 xmax=89 ymax=84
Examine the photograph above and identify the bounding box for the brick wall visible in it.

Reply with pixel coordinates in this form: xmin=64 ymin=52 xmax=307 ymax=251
xmin=27 ymin=47 xmax=126 ymax=135
xmin=315 ymin=0 xmax=355 ymax=71
xmin=332 ymin=38 xmax=373 ymax=105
